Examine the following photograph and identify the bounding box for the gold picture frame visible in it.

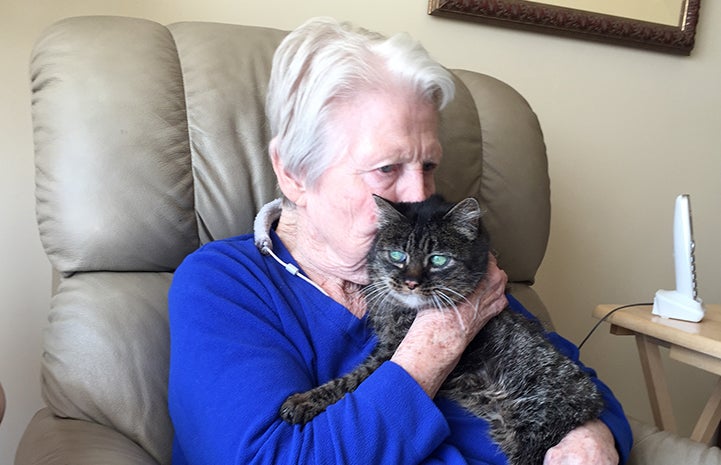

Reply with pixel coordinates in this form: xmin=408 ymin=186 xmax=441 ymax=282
xmin=428 ymin=0 xmax=701 ymax=55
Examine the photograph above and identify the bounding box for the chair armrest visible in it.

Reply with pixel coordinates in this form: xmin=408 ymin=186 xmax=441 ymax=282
xmin=628 ymin=417 xmax=721 ymax=465
xmin=15 ymin=408 xmax=160 ymax=465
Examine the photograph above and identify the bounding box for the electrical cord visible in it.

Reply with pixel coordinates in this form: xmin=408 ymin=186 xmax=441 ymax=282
xmin=577 ymin=302 xmax=653 ymax=350
xmin=261 ymin=244 xmax=330 ymax=297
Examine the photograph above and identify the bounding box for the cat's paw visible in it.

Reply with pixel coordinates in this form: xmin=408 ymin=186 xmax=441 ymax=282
xmin=279 ymin=392 xmax=325 ymax=425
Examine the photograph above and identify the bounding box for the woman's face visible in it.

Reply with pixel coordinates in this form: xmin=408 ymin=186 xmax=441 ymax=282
xmin=299 ymin=89 xmax=442 ymax=273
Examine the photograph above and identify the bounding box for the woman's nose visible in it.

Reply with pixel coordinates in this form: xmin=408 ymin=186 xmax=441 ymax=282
xmin=396 ymin=170 xmax=431 ymax=203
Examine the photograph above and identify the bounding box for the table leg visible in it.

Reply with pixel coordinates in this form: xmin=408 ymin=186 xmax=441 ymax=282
xmin=690 ymin=377 xmax=721 ymax=444
xmin=636 ymin=334 xmax=677 ymax=433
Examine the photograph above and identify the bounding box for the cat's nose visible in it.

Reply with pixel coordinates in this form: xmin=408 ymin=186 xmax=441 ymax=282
xmin=405 ymin=280 xmax=419 ymax=290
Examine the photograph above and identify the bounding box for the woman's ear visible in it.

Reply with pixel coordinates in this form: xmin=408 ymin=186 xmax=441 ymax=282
xmin=270 ymin=138 xmax=307 ymax=206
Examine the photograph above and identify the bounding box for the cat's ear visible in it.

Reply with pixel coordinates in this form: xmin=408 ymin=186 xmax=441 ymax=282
xmin=445 ymin=197 xmax=482 ymax=240
xmin=373 ymin=195 xmax=405 ymax=226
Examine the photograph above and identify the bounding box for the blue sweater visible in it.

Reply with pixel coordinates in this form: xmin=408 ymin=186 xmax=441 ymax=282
xmin=168 ymin=231 xmax=632 ymax=464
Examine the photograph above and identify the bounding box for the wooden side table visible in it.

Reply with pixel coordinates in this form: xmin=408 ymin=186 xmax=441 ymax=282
xmin=594 ymin=303 xmax=721 ymax=444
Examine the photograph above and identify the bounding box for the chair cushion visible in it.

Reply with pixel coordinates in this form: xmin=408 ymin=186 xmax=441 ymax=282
xmin=31 ymin=16 xmax=197 ymax=274
xmin=42 ymin=272 xmax=173 ymax=464
xmin=16 ymin=408 xmax=159 ymax=465
xmin=168 ymin=21 xmax=286 ymax=244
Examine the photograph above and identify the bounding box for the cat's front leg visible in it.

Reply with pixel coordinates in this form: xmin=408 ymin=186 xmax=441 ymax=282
xmin=280 ymin=356 xmax=384 ymax=425
xmin=280 ymin=388 xmax=338 ymax=425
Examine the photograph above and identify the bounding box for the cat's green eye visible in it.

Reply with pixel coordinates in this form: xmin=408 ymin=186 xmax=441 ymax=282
xmin=429 ymin=255 xmax=450 ymax=267
xmin=388 ymin=250 xmax=407 ymax=264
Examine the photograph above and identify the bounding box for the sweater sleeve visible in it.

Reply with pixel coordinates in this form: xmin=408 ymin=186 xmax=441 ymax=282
xmin=168 ymin=240 xmax=473 ymax=465
xmin=507 ymin=294 xmax=634 ymax=464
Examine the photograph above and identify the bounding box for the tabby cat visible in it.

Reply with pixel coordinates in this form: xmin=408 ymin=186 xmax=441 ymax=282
xmin=280 ymin=194 xmax=604 ymax=465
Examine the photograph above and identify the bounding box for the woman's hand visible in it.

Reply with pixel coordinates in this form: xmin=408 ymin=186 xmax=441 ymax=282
xmin=543 ymin=420 xmax=619 ymax=465
xmin=447 ymin=253 xmax=509 ymax=344
xmin=391 ymin=253 xmax=508 ymax=398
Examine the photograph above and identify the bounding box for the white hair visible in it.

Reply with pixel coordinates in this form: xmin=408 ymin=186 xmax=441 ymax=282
xmin=265 ymin=17 xmax=455 ymax=188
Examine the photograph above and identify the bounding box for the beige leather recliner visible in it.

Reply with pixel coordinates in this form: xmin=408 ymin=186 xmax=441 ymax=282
xmin=17 ymin=15 xmax=721 ymax=465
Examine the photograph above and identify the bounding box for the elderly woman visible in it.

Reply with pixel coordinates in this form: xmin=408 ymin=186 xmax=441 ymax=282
xmin=168 ymin=17 xmax=631 ymax=465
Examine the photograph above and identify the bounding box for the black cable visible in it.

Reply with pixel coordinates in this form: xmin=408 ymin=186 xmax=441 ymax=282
xmin=577 ymin=302 xmax=654 ymax=350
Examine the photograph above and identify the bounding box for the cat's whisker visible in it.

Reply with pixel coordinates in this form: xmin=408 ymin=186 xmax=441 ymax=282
xmin=439 ymin=286 xmax=468 ymax=303
xmin=441 ymin=286 xmax=482 ymax=318
xmin=434 ymin=289 xmax=467 ymax=331
xmin=432 ymin=290 xmax=455 ymax=309
xmin=362 ymin=286 xmax=382 ymax=305
xmin=451 ymin=304 xmax=466 ymax=331
xmin=363 ymin=282 xmax=389 ymax=304
xmin=437 ymin=287 xmax=473 ymax=310
xmin=429 ymin=294 xmax=446 ymax=313
xmin=364 ymin=282 xmax=412 ymax=320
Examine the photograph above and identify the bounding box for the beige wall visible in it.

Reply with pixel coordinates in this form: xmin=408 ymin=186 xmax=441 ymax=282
xmin=1 ymin=0 xmax=720 ymax=461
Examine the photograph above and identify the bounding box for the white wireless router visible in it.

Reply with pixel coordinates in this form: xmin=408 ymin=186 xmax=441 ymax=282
xmin=652 ymin=194 xmax=705 ymax=322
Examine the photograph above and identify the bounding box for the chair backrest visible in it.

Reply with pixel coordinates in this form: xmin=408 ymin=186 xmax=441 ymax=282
xmin=30 ymin=16 xmax=550 ymax=464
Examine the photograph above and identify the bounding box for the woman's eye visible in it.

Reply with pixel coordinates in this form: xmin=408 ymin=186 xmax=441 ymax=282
xmin=388 ymin=250 xmax=407 ymax=264
xmin=422 ymin=162 xmax=438 ymax=172
xmin=429 ymin=255 xmax=449 ymax=267
xmin=378 ymin=165 xmax=397 ymax=174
